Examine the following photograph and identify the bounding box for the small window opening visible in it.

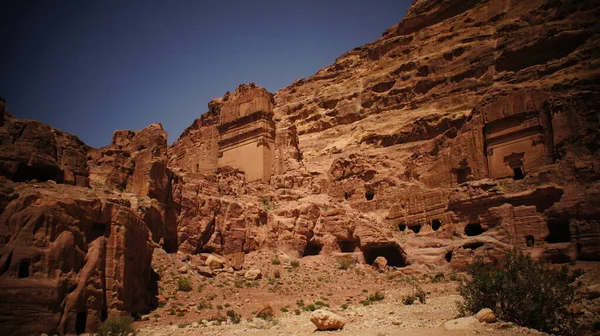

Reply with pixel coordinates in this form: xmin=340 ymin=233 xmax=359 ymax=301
xmin=398 ymin=223 xmax=406 ymax=232
xmin=408 ymin=224 xmax=421 ymax=233
xmin=196 ymin=164 xmax=199 ymax=173
xmin=18 ymin=261 xmax=30 ymax=278
xmin=431 ymin=219 xmax=441 ymax=231
xmin=365 ymin=191 xmax=375 ymax=201
xmin=344 ymin=192 xmax=350 ymax=200
xmin=513 ymin=167 xmax=524 ymax=180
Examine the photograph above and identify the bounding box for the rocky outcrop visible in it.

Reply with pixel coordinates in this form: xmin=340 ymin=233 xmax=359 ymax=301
xmin=0 ymin=106 xmax=90 ymax=187
xmin=0 ymin=180 xmax=157 ymax=336
xmin=88 ymin=123 xmax=170 ymax=202
xmin=0 ymin=0 xmax=599 ymax=333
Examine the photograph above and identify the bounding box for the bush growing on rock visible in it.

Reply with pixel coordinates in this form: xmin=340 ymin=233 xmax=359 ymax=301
xmin=458 ymin=249 xmax=576 ymax=335
xmin=177 ymin=277 xmax=193 ymax=292
xmin=98 ymin=315 xmax=134 ymax=336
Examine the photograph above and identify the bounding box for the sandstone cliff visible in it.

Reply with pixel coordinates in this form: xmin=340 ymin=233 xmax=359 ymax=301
xmin=0 ymin=0 xmax=599 ymax=334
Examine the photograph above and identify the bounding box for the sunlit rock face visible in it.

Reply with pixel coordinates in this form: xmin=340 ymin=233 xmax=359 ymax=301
xmin=0 ymin=0 xmax=599 ymax=334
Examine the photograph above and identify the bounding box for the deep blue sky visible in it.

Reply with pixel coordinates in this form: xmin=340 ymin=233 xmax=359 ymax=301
xmin=0 ymin=0 xmax=411 ymax=148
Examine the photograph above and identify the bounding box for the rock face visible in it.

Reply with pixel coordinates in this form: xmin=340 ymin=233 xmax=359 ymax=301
xmin=1 ymin=0 xmax=599 ymax=334
xmin=0 ymin=181 xmax=156 ymax=335
xmin=0 ymin=111 xmax=90 ymax=187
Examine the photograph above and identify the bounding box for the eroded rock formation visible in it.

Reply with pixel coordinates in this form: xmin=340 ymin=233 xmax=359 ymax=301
xmin=1 ymin=0 xmax=599 ymax=334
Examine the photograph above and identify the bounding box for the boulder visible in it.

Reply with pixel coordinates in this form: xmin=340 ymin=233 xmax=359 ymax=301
xmin=197 ymin=266 xmax=214 ymax=277
xmin=205 ymin=254 xmax=226 ymax=270
xmin=586 ymin=284 xmax=600 ymax=300
xmin=310 ymin=309 xmax=345 ymax=331
xmin=373 ymin=256 xmax=388 ymax=272
xmin=244 ymin=268 xmax=262 ymax=280
xmin=225 ymin=252 xmax=245 ymax=270
xmin=475 ymin=308 xmax=497 ymax=323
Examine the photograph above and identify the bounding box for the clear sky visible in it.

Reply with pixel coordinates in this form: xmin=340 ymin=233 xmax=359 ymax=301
xmin=0 ymin=0 xmax=411 ymax=148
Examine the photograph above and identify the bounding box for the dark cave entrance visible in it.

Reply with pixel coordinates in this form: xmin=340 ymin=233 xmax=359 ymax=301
xmin=303 ymin=240 xmax=323 ymax=256
xmin=431 ymin=219 xmax=441 ymax=231
xmin=362 ymin=244 xmax=408 ymax=267
xmin=465 ymin=223 xmax=484 ymax=236
xmin=526 ymin=235 xmax=535 ymax=247
xmin=75 ymin=311 xmax=87 ymax=334
xmin=365 ymin=191 xmax=375 ymax=201
xmin=12 ymin=163 xmax=64 ymax=183
xmin=454 ymin=167 xmax=471 ymax=184
xmin=445 ymin=251 xmax=453 ymax=262
xmin=18 ymin=260 xmax=30 ymax=278
xmin=513 ymin=167 xmax=524 ymax=180
xmin=398 ymin=223 xmax=406 ymax=232
xmin=88 ymin=223 xmax=107 ymax=242
xmin=463 ymin=242 xmax=484 ymax=250
xmin=344 ymin=192 xmax=351 ymax=200
xmin=337 ymin=239 xmax=360 ymax=253
xmin=545 ymin=219 xmax=571 ymax=243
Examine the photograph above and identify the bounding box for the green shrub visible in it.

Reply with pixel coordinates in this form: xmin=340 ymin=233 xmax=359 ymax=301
xmin=458 ymin=249 xmax=576 ymax=335
xmin=273 ymin=270 xmax=281 ymax=278
xmin=271 ymin=257 xmax=281 ymax=265
xmin=98 ymin=315 xmax=134 ymax=336
xmin=368 ymin=291 xmax=385 ymax=302
xmin=337 ymin=257 xmax=355 ymax=270
xmin=177 ymin=277 xmax=192 ymax=292
xmin=226 ymin=310 xmax=241 ymax=324
xmin=291 ymin=260 xmax=300 ymax=268
xmin=402 ymin=295 xmax=415 ymax=305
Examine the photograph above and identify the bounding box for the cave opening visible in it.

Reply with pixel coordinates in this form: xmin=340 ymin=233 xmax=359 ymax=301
xmin=545 ymin=219 xmax=571 ymax=243
xmin=465 ymin=223 xmax=484 ymax=236
xmin=445 ymin=251 xmax=453 ymax=262
xmin=463 ymin=242 xmax=484 ymax=250
xmin=525 ymin=235 xmax=535 ymax=247
xmin=18 ymin=260 xmax=30 ymax=278
xmin=88 ymin=223 xmax=107 ymax=242
xmin=454 ymin=167 xmax=471 ymax=184
xmin=75 ymin=311 xmax=87 ymax=334
xmin=362 ymin=244 xmax=408 ymax=267
xmin=12 ymin=163 xmax=64 ymax=183
xmin=513 ymin=167 xmax=524 ymax=180
xmin=431 ymin=219 xmax=441 ymax=231
xmin=398 ymin=223 xmax=406 ymax=232
xmin=408 ymin=224 xmax=421 ymax=233
xmin=303 ymin=240 xmax=323 ymax=256
xmin=344 ymin=192 xmax=350 ymax=200
xmin=337 ymin=239 xmax=359 ymax=253
xmin=365 ymin=191 xmax=375 ymax=201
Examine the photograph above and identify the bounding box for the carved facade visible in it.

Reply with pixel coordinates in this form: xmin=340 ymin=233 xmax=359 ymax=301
xmin=482 ymin=91 xmax=554 ymax=179
xmin=169 ymin=84 xmax=277 ymax=182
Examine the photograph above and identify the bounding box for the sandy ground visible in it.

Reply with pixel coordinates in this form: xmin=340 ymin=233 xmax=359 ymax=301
xmin=133 ymin=249 xmax=562 ymax=336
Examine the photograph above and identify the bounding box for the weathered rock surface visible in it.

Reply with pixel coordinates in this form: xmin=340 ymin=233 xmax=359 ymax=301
xmin=1 ymin=0 xmax=600 ymax=333
xmin=475 ymin=308 xmax=497 ymax=323
xmin=0 ymin=180 xmax=156 ymax=335
xmin=0 ymin=110 xmax=90 ymax=187
xmin=310 ymin=309 xmax=345 ymax=331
